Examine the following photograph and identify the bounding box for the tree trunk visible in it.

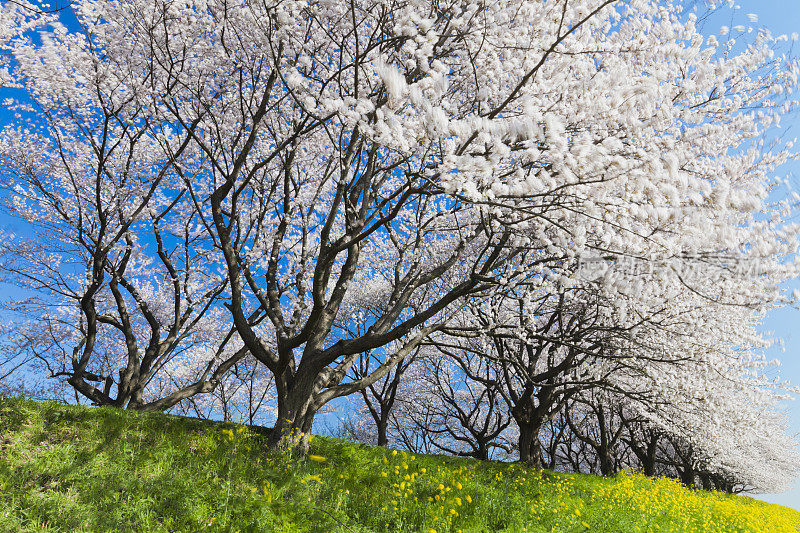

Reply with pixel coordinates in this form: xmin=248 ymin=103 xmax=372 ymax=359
xmin=475 ymin=442 xmax=490 ymax=461
xmin=599 ymin=451 xmax=614 ymax=476
xmin=376 ymin=415 xmax=389 ymax=447
xmin=680 ymin=464 xmax=696 ymax=488
xmin=518 ymin=422 xmax=543 ymax=467
xmin=643 ymin=434 xmax=658 ymax=477
xmin=266 ymin=370 xmax=318 ymax=455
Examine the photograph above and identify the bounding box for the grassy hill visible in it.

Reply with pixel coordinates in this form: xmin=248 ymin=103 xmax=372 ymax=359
xmin=0 ymin=398 xmax=797 ymax=532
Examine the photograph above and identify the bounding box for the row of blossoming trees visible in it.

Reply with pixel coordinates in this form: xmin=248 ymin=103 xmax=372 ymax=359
xmin=1 ymin=0 xmax=799 ymax=493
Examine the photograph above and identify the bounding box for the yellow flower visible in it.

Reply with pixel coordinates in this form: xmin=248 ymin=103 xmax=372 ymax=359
xmin=455 ymin=497 xmax=462 ymax=506
xmin=454 ymin=481 xmax=462 ymax=490
xmin=308 ymin=454 xmax=326 ymax=463
xmin=391 ymin=450 xmax=398 ymax=456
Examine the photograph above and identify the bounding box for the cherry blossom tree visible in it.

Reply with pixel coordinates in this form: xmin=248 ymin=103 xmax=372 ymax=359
xmin=3 ymin=0 xmax=800 ymax=466
xmin=349 ymin=343 xmax=419 ymax=447
xmin=166 ymin=353 xmax=277 ymax=425
xmin=428 ymin=293 xmax=598 ymax=466
xmin=401 ymin=349 xmax=514 ymax=460
xmin=0 ymin=1 xmax=247 ymax=408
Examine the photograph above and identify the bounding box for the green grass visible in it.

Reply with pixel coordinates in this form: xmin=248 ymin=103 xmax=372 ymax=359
xmin=0 ymin=397 xmax=797 ymax=532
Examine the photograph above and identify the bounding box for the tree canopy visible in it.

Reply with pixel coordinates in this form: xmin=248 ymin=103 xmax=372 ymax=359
xmin=1 ymin=0 xmax=799 ymax=492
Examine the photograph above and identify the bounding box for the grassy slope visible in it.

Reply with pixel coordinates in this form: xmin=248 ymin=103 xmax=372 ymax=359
xmin=0 ymin=398 xmax=797 ymax=533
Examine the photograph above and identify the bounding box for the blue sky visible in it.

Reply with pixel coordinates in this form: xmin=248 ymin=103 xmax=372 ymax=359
xmin=710 ymin=0 xmax=800 ymax=513
xmin=1 ymin=0 xmax=800 ymax=511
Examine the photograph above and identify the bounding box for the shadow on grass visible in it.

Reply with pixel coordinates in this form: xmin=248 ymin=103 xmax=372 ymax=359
xmin=0 ymin=398 xmax=294 ymax=532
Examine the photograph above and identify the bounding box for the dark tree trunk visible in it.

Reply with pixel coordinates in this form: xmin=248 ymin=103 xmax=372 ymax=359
xmin=642 ymin=434 xmax=658 ymax=477
xmin=475 ymin=440 xmax=490 ymax=461
xmin=599 ymin=451 xmax=614 ymax=476
xmin=376 ymin=414 xmax=389 ymax=447
xmin=680 ymin=465 xmax=696 ymax=488
xmin=518 ymin=422 xmax=543 ymax=467
xmin=267 ymin=369 xmax=318 ymax=455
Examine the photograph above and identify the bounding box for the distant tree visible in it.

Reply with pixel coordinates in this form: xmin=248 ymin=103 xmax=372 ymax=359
xmin=405 ymin=349 xmax=514 ymax=460
xmin=0 ymin=29 xmax=246 ymax=408
xmin=350 ymin=346 xmax=418 ymax=448
xmin=166 ymin=354 xmax=276 ymax=426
